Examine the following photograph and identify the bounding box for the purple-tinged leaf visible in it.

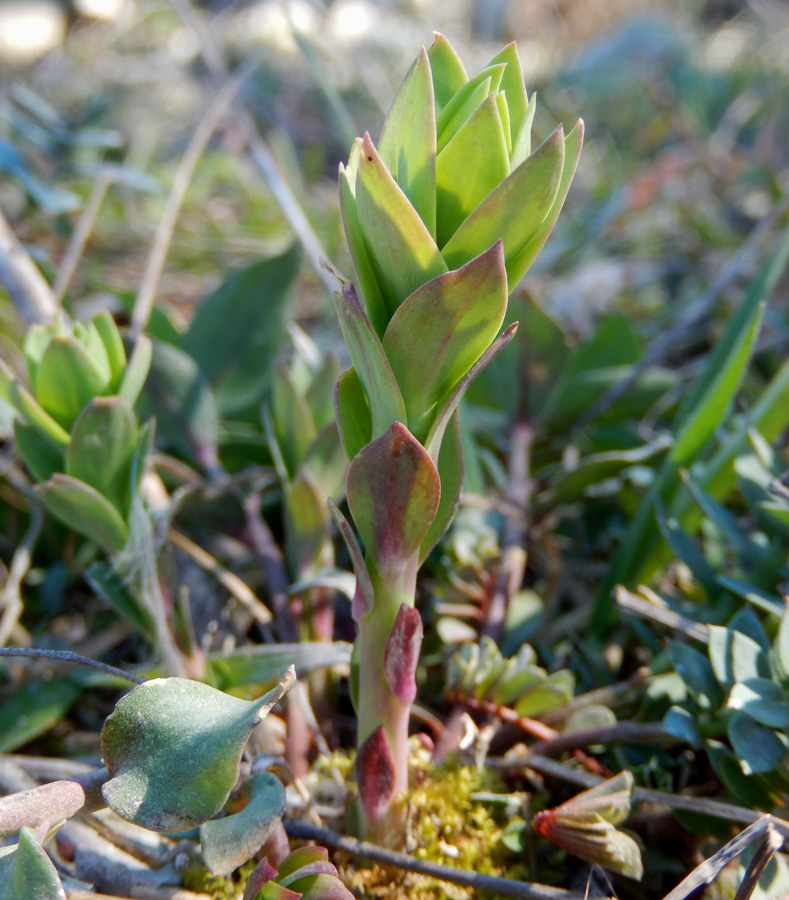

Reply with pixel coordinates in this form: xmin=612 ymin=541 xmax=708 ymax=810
xmin=328 ymin=499 xmax=374 ymax=621
xmin=347 ymin=422 xmax=440 ymax=575
xmin=383 ymin=604 xmax=422 ymax=704
xmin=420 ymin=409 xmax=463 ymax=562
xmin=425 ymin=323 xmax=519 ymax=459
xmin=286 ymin=874 xmax=355 ymax=900
xmin=244 ymin=858 xmax=279 ymax=900
xmin=383 ymin=242 xmax=507 ymax=443
xmin=334 ymin=282 xmax=406 ymax=441
xmin=277 ymin=846 xmax=330 ymax=877
xmin=356 ymin=725 xmax=396 ymax=822
xmin=356 ymin=133 xmax=448 ymax=318
xmin=279 ymin=862 xmax=339 ymax=887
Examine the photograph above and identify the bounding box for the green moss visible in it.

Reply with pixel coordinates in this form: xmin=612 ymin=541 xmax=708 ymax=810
xmin=182 ymin=856 xmax=256 ymax=900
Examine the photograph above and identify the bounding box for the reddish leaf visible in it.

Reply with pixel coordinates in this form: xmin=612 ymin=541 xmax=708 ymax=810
xmin=383 ymin=604 xmax=423 ymax=704
xmin=356 ymin=725 xmax=396 ymax=822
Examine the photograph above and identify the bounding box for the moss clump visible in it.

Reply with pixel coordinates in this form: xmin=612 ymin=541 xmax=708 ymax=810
xmin=182 ymin=856 xmax=256 ymax=900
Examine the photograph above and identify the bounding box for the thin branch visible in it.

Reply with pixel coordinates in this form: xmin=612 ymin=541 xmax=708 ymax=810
xmin=527 ymin=722 xmax=672 ymax=757
xmin=0 ymin=202 xmax=59 ymax=325
xmin=482 ymin=420 xmax=531 ymax=643
xmin=616 ymin=586 xmax=710 ymax=643
xmin=243 ymin=490 xmax=299 ymax=644
xmin=662 ymin=816 xmax=782 ymax=900
xmin=282 ymin=820 xmax=606 ymax=900
xmin=130 ymin=57 xmax=259 ymax=337
xmin=53 ymin=170 xmax=113 ymax=303
xmin=0 ymin=505 xmax=41 ymax=647
xmin=0 ymin=648 xmax=145 ymax=684
xmin=167 ymin=0 xmax=338 ymax=297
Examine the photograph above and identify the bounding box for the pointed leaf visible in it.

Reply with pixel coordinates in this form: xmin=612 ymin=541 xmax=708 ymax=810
xmin=383 ymin=604 xmax=422 ymax=704
xmin=201 ymin=772 xmax=285 ymax=876
xmin=383 ymin=242 xmax=507 ymax=442
xmin=340 ymin=144 xmax=389 ymax=339
xmin=347 ymin=422 xmax=440 ymax=575
xmin=507 ymin=120 xmax=584 ymax=285
xmin=355 ymin=725 xmax=396 ymax=823
xmin=510 ymin=93 xmax=537 ymax=170
xmin=436 ymin=96 xmax=510 ymax=246
xmin=1 ymin=361 xmax=70 ymax=448
xmin=118 ymin=334 xmax=152 ymax=407
xmin=329 ymin=499 xmax=374 ymax=621
xmin=334 ymin=281 xmax=406 ymax=440
xmin=427 ymin=33 xmax=467 ymax=111
xmin=440 ymin=127 xmax=564 ymax=270
xmin=269 ymin=364 xmax=317 ymax=479
xmin=0 ymin=678 xmax=82 ymax=753
xmin=356 ymin=133 xmax=448 ymax=317
xmin=101 ymin=669 xmax=294 ymax=831
xmin=36 ymin=474 xmax=129 ymax=553
xmin=85 ymin=559 xmax=155 ymax=636
xmin=0 ymin=827 xmax=66 ymax=900
xmin=67 ymin=396 xmax=138 ymax=515
xmin=436 ymin=64 xmax=505 ymax=152
xmin=420 ymin=408 xmax=464 ymax=562
xmin=487 ymin=43 xmax=529 ymax=145
xmin=425 ymin=322 xmax=519 ymax=458
xmin=35 ymin=335 xmax=110 ymax=429
xmin=334 ymin=367 xmax=372 ymax=461
xmin=378 ymin=47 xmax=436 ymax=238
xmin=305 ymin=354 xmax=341 ymax=432
xmin=93 ymin=310 xmax=127 ymax=391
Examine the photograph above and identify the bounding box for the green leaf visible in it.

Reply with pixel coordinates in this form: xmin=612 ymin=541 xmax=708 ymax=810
xmin=268 ymin=365 xmax=316 ymax=480
xmin=728 ymin=679 xmax=789 ymax=728
xmin=284 ymin=473 xmax=330 ymax=579
xmin=1 ymin=362 xmax=70 ymax=448
xmin=668 ymin=640 xmax=722 ymax=710
xmin=356 ymin=133 xmax=448 ymax=318
xmin=305 ymin=355 xmax=340 ymax=432
xmin=545 ymin=436 xmax=670 ymax=504
xmin=200 ymin=772 xmax=285 ymax=876
xmin=436 ymin=95 xmax=510 ymax=246
xmin=424 ymin=323 xmax=519 ymax=458
xmin=101 ymin=669 xmax=294 ymax=831
xmin=671 ymin=232 xmax=789 ymax=467
xmin=67 ymin=396 xmax=138 ymax=515
xmin=774 ymin=600 xmax=789 ymax=683
xmin=92 ymin=310 xmax=127 ymax=392
xmin=662 ymin=706 xmax=702 ymax=748
xmin=440 ymin=126 xmax=564 ymax=277
xmin=206 ymin=642 xmax=352 ymax=692
xmin=728 ymin=712 xmax=786 ymax=775
xmin=334 ymin=367 xmax=372 ymax=461
xmin=0 ymin=827 xmax=66 ymax=900
xmin=486 ymin=43 xmax=529 ymax=146
xmin=383 ymin=242 xmax=507 ymax=443
xmin=302 ymin=423 xmax=347 ymax=502
xmin=181 ymin=247 xmax=299 ymax=416
xmin=35 ymin=335 xmax=110 ymax=430
xmin=0 ymin=678 xmax=82 ymax=753
xmin=436 ymin=64 xmax=505 ymax=152
xmin=13 ymin=418 xmax=64 ymax=482
xmin=427 ymin=33 xmax=467 ymax=112
xmin=340 ymin=142 xmax=390 ymax=339
xmin=36 ymin=474 xmax=129 ymax=553
xmin=378 ymin=47 xmax=436 ymax=238
xmin=506 ymin=120 xmax=584 ymax=286
xmin=718 ymin=577 xmax=783 ymax=617
xmin=118 ymin=335 xmax=152 ymax=408
xmin=420 ymin=409 xmax=464 ymax=563
xmin=329 ymin=499 xmax=375 ymax=621
xmin=708 ymin=626 xmax=771 ymax=689
xmin=85 ymin=560 xmax=155 ymax=637
xmin=515 ymin=670 xmax=574 ymax=716
xmin=347 ymin=421 xmax=440 ymax=576
xmin=334 ymin=282 xmax=406 ymax=441
xmin=136 ymin=340 xmax=218 ymax=470
xmin=655 ymin=498 xmax=717 ymax=593
xmin=706 ymin=739 xmax=781 ymax=808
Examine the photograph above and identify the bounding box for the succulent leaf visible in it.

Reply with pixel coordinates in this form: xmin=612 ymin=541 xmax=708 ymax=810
xmin=36 ymin=334 xmax=111 ymax=429
xmin=427 ymin=33 xmax=468 ymax=111
xmin=334 ymin=367 xmax=372 ymax=461
xmin=36 ymin=474 xmax=129 ymax=553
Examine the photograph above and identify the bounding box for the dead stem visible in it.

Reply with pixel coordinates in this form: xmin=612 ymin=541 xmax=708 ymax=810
xmin=0 ymin=202 xmax=59 ymax=325
xmin=283 ymin=820 xmax=607 ymax=900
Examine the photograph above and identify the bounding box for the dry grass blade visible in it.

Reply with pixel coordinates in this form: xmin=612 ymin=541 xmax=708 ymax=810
xmin=0 ymin=202 xmax=59 ymax=325
xmin=0 ymin=504 xmax=41 ymax=647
